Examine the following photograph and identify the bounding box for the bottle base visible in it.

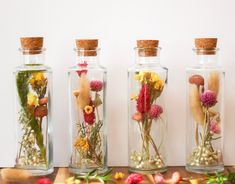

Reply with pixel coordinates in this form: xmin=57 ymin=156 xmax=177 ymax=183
xmin=69 ymin=166 xmax=108 ymax=175
xmin=129 ymin=166 xmax=167 ymax=174
xmin=186 ymin=164 xmax=224 ymax=174
xmin=15 ymin=167 xmax=54 ymax=176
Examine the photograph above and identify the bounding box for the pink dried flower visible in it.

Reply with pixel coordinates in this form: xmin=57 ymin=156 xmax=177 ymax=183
xmin=76 ymin=62 xmax=88 ymax=76
xmin=210 ymin=121 xmax=221 ymax=134
xmin=90 ymin=80 xmax=103 ymax=91
xmin=149 ymin=104 xmax=163 ymax=119
xmin=200 ymin=90 xmax=217 ymax=108
xmin=126 ymin=173 xmax=143 ymax=184
xmin=154 ymin=174 xmax=164 ymax=184
xmin=170 ymin=172 xmax=181 ymax=184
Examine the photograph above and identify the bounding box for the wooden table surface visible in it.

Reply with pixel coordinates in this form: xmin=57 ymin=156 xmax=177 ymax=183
xmin=1 ymin=166 xmax=235 ymax=184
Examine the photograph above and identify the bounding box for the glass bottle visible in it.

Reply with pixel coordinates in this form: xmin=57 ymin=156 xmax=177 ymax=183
xmin=68 ymin=39 xmax=107 ymax=174
xmin=128 ymin=40 xmax=168 ymax=174
xmin=14 ymin=37 xmax=53 ymax=176
xmin=186 ymin=38 xmax=224 ymax=173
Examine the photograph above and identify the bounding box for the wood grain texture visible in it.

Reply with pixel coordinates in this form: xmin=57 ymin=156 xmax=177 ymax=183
xmin=1 ymin=166 xmax=235 ymax=184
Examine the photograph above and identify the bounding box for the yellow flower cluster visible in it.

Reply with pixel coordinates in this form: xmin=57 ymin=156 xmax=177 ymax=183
xmin=114 ymin=172 xmax=125 ymax=180
xmin=74 ymin=137 xmax=89 ymax=153
xmin=29 ymin=72 xmax=46 ymax=87
xmin=66 ymin=177 xmax=81 ymax=184
xmin=27 ymin=92 xmax=38 ymax=106
xmin=84 ymin=105 xmax=93 ymax=114
xmin=135 ymin=71 xmax=164 ymax=91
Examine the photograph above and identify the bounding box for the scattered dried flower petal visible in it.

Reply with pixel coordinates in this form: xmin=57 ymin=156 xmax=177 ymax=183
xmin=36 ymin=178 xmax=52 ymax=184
xmin=154 ymin=174 xmax=164 ymax=184
xmin=126 ymin=173 xmax=143 ymax=184
xmin=114 ymin=172 xmax=125 ymax=180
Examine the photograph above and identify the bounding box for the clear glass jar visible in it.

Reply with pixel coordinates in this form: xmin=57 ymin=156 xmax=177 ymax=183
xmin=68 ymin=40 xmax=107 ymax=174
xmin=128 ymin=40 xmax=168 ymax=174
xmin=186 ymin=38 xmax=224 ymax=173
xmin=14 ymin=37 xmax=53 ymax=176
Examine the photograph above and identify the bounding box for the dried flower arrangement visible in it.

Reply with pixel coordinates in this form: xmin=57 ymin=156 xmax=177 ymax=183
xmin=130 ymin=71 xmax=166 ymax=170
xmin=16 ymin=71 xmax=49 ymax=167
xmin=72 ymin=62 xmax=104 ymax=168
xmin=188 ymin=72 xmax=222 ymax=166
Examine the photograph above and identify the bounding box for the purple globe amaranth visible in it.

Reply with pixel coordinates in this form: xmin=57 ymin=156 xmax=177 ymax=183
xmin=149 ymin=104 xmax=163 ymax=119
xmin=200 ymin=90 xmax=217 ymax=108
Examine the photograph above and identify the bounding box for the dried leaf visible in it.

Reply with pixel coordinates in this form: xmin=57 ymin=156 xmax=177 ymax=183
xmin=76 ymin=74 xmax=90 ymax=109
xmin=189 ymin=84 xmax=205 ymax=125
xmin=208 ymin=71 xmax=220 ymax=96
xmin=94 ymin=93 xmax=102 ymax=107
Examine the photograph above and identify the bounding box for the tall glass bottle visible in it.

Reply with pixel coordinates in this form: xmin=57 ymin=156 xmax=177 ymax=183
xmin=128 ymin=40 xmax=168 ymax=174
xmin=14 ymin=37 xmax=53 ymax=175
xmin=68 ymin=39 xmax=107 ymax=174
xmin=186 ymin=38 xmax=224 ymax=173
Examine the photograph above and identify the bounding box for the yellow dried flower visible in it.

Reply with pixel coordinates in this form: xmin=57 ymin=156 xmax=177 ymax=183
xmin=135 ymin=71 xmax=152 ymax=83
xmin=150 ymin=72 xmax=160 ymax=83
xmin=27 ymin=92 xmax=38 ymax=106
xmin=154 ymin=79 xmax=164 ymax=91
xmin=114 ymin=172 xmax=125 ymax=180
xmin=131 ymin=94 xmax=138 ymax=100
xmin=74 ymin=137 xmax=89 ymax=153
xmin=29 ymin=72 xmax=47 ymax=88
xmin=84 ymin=105 xmax=93 ymax=114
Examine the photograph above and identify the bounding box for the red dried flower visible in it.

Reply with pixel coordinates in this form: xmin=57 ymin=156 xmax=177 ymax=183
xmin=90 ymin=80 xmax=103 ymax=91
xmin=36 ymin=178 xmax=52 ymax=184
xmin=126 ymin=173 xmax=143 ymax=184
xmin=76 ymin=62 xmax=88 ymax=76
xmin=137 ymin=84 xmax=151 ymax=114
xmin=83 ymin=100 xmax=96 ymax=125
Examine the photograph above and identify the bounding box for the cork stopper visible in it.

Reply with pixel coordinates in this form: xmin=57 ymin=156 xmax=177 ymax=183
xmin=137 ymin=40 xmax=159 ymax=57
xmin=195 ymin=38 xmax=217 ymax=55
xmin=20 ymin=37 xmax=43 ymax=55
xmin=75 ymin=39 xmax=98 ymax=56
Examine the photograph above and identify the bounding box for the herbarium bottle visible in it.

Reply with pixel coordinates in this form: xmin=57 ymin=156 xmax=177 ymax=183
xmin=68 ymin=39 xmax=107 ymax=174
xmin=14 ymin=37 xmax=53 ymax=175
xmin=186 ymin=38 xmax=224 ymax=173
xmin=128 ymin=40 xmax=168 ymax=174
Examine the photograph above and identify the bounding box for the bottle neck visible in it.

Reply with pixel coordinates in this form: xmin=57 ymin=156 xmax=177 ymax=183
xmin=20 ymin=49 xmax=45 ymax=65
xmin=193 ymin=48 xmax=219 ymax=66
xmin=135 ymin=47 xmax=161 ymax=65
xmin=195 ymin=54 xmax=218 ymax=66
xmin=136 ymin=56 xmax=161 ymax=65
xmin=74 ymin=48 xmax=100 ymax=66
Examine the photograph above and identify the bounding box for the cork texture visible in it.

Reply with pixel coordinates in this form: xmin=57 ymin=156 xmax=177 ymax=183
xmin=137 ymin=40 xmax=159 ymax=57
xmin=20 ymin=37 xmax=43 ymax=55
xmin=195 ymin=38 xmax=217 ymax=55
xmin=76 ymin=39 xmax=98 ymax=56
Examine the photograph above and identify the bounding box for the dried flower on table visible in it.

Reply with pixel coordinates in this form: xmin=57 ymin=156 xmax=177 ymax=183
xmin=126 ymin=173 xmax=143 ymax=184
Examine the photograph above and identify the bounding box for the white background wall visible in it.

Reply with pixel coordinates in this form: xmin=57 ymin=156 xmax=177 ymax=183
xmin=0 ymin=0 xmax=235 ymax=167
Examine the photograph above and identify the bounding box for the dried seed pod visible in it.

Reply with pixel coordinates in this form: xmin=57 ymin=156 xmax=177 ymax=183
xmin=189 ymin=84 xmax=205 ymax=125
xmin=208 ymin=71 xmax=220 ymax=96
xmin=39 ymin=97 xmax=48 ymax=105
xmin=34 ymin=106 xmax=48 ymax=118
xmin=73 ymin=90 xmax=80 ymax=97
xmin=189 ymin=75 xmax=204 ymax=86
xmin=76 ymin=74 xmax=90 ymax=109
